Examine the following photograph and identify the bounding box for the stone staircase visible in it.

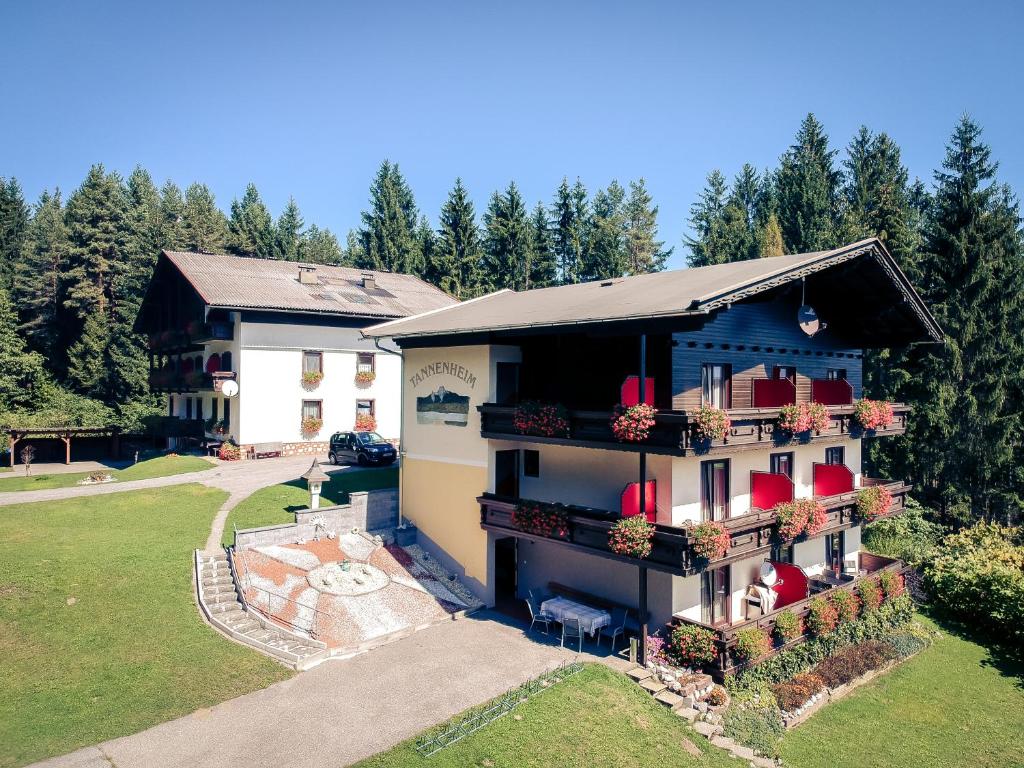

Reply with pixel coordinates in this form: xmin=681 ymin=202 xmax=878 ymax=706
xmin=194 ymin=550 xmax=328 ymax=670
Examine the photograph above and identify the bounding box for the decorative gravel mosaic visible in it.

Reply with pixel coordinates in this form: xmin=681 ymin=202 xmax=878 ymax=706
xmin=234 ymin=534 xmax=472 ymax=650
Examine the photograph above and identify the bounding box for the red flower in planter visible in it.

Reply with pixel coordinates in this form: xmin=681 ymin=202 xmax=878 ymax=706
xmin=511 ymin=500 xmax=570 ymax=539
xmin=691 ymin=520 xmax=730 ymax=561
xmin=355 ymin=413 xmax=377 ymax=432
xmin=692 ymin=405 xmax=731 ymax=442
xmin=856 ymin=485 xmax=893 ymax=522
xmin=611 ymin=403 xmax=657 ymax=442
xmin=852 ymin=399 xmax=895 ymax=430
xmin=774 ymin=499 xmax=827 ymax=539
xmin=667 ymin=623 xmax=718 ymax=667
xmin=779 ymin=402 xmax=830 ymax=434
xmin=513 ymin=401 xmax=571 ymax=438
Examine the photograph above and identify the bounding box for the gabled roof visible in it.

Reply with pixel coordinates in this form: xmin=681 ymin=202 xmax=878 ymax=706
xmin=159 ymin=250 xmax=456 ymax=319
xmin=364 ymin=238 xmax=942 ymax=344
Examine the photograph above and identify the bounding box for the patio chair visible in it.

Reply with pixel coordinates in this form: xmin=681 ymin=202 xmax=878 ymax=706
xmin=600 ymin=607 xmax=628 ymax=652
xmin=525 ymin=597 xmax=554 ymax=634
xmin=561 ymin=617 xmax=584 ymax=653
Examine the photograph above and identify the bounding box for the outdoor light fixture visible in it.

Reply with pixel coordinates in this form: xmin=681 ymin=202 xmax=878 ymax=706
xmin=301 ymin=458 xmax=330 ymax=510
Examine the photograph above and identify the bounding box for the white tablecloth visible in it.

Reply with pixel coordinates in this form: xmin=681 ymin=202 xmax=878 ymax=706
xmin=540 ymin=596 xmax=612 ymax=636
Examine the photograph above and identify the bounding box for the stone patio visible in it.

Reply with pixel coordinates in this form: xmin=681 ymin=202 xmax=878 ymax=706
xmin=234 ymin=533 xmax=476 ymax=652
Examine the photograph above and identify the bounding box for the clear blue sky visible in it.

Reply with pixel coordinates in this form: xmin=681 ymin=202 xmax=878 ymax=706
xmin=3 ymin=0 xmax=1021 ymax=269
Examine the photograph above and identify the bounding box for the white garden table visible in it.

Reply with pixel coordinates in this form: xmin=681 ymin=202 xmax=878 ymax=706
xmin=540 ymin=596 xmax=611 ymax=637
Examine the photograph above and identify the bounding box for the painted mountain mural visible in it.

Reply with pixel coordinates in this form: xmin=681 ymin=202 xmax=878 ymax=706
xmin=415 ymin=386 xmax=470 ymax=427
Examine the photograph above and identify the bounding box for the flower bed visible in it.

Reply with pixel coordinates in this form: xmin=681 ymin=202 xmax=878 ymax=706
xmin=218 ymin=441 xmax=241 ymax=461
xmin=608 ymin=514 xmax=654 ymax=558
xmin=692 ymin=405 xmax=731 ymax=442
xmin=778 ymin=402 xmax=830 ymax=434
xmin=610 ymin=403 xmax=657 ymax=442
xmin=511 ymin=500 xmax=570 ymax=539
xmin=771 ymin=671 xmax=825 ymax=713
xmin=856 ymin=484 xmax=893 ymax=521
xmin=513 ymin=401 xmax=570 ymax=437
xmin=355 ymin=413 xmax=377 ymax=432
xmin=691 ymin=520 xmax=730 ymax=561
xmin=773 ymin=498 xmax=828 ymax=539
xmin=852 ymin=398 xmax=895 ymax=430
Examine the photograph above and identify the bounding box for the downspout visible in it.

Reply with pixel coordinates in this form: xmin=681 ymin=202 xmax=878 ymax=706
xmin=373 ymin=337 xmax=405 ymax=527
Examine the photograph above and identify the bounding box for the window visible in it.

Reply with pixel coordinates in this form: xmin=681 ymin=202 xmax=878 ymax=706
xmin=185 ymin=397 xmax=193 ymax=420
xmin=303 ymin=350 xmax=323 ymax=374
xmin=701 ymin=363 xmax=732 ymax=409
xmin=196 ymin=397 xmax=204 ymax=422
xmin=773 ymin=365 xmax=796 ymax=382
xmin=168 ymin=396 xmax=175 ymax=417
xmin=825 ymin=531 xmax=845 ymax=573
xmin=223 ymin=397 xmax=231 ymax=427
xmin=356 ymin=352 xmax=375 ymax=374
xmin=770 ymin=452 xmax=794 ymax=478
xmin=701 ymin=459 xmax=730 ymax=521
xmin=522 ymin=449 xmax=540 ymax=478
xmin=221 ymin=351 xmax=233 ymax=371
xmin=826 ymin=368 xmax=847 ymax=381
xmin=771 ymin=543 xmax=794 ymax=564
xmin=211 ymin=398 xmax=219 ymax=423
xmin=302 ymin=400 xmax=323 ymax=420
xmin=356 ymin=399 xmax=374 ymax=417
xmin=825 ymin=446 xmax=845 ymax=466
xmin=701 ymin=569 xmax=730 ymax=625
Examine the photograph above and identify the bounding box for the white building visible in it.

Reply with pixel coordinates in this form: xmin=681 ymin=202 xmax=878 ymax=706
xmin=136 ymin=250 xmax=455 ymax=454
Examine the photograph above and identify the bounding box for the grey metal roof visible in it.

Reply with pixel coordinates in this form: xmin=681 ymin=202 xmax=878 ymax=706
xmin=162 ymin=250 xmax=456 ymax=319
xmin=364 ymin=238 xmax=942 ymax=341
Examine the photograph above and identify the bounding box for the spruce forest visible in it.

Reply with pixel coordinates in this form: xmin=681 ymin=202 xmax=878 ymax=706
xmin=0 ymin=113 xmax=1020 ymax=523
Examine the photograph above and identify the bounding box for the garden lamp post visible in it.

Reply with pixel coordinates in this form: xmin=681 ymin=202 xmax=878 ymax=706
xmin=301 ymin=458 xmax=330 ymax=510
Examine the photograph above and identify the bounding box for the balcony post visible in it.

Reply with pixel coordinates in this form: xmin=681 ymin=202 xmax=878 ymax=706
xmin=638 ymin=565 xmax=648 ymax=666
xmin=638 ymin=333 xmax=649 ymax=666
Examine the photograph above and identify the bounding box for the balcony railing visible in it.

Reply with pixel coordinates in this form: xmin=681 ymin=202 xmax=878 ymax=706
xmin=148 ymin=321 xmax=234 ymax=352
xmin=148 ymin=370 xmax=237 ymax=393
xmin=672 ymin=552 xmax=909 ymax=679
xmin=478 ymin=403 xmax=910 ymax=456
xmin=479 ymin=479 xmax=910 ymax=577
xmin=142 ymin=415 xmax=205 ymax=439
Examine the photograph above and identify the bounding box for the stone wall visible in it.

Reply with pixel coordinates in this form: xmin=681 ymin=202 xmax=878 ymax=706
xmin=233 ymin=487 xmax=399 ymax=550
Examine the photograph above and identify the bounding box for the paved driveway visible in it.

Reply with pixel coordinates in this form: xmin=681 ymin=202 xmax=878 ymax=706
xmin=32 ymin=612 xmax=626 ymax=768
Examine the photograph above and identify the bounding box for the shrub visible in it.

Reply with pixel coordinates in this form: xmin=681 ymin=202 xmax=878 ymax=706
xmin=829 ymin=590 xmax=861 ymax=623
xmin=863 ymin=499 xmax=944 ymax=565
xmin=773 ymin=610 xmax=803 ymax=643
xmin=806 ymin=597 xmax=839 ymax=636
xmin=610 ymin=403 xmax=657 ymax=442
xmin=354 ymin=413 xmax=377 ymax=432
xmin=924 ymin=522 xmax=1024 ymax=642
xmin=218 ymin=441 xmax=240 ymax=461
xmin=885 ymin=630 xmax=929 ymax=658
xmin=608 ymin=515 xmax=654 ymax=558
xmin=691 ymin=520 xmax=730 ymax=561
xmin=705 ymin=685 xmax=728 ymax=707
xmin=354 ymin=370 xmax=376 ymax=385
xmin=771 ymin=671 xmax=824 ymax=712
xmin=735 ymin=628 xmax=772 ymax=663
xmin=301 ymin=416 xmax=323 ymax=435
xmin=646 ymin=634 xmax=670 ymax=667
xmin=302 ymin=370 xmax=324 ymax=388
xmin=723 ymin=701 xmax=785 ymax=759
xmin=879 ymin=570 xmax=905 ymax=601
xmin=814 ymin=640 xmax=896 ymax=688
xmin=858 ymin=577 xmax=883 ymax=614
xmin=773 ymin=499 xmax=827 ymax=540
xmin=778 ymin=402 xmax=830 ymax=434
xmin=852 ymin=398 xmax=895 ymax=430
xmin=856 ymin=485 xmax=893 ymax=522
xmin=511 ymin=500 xmax=570 ymax=539
xmin=692 ymin=405 xmax=731 ymax=442
xmin=513 ymin=401 xmax=570 ymax=437
xmin=667 ymin=623 xmax=718 ymax=667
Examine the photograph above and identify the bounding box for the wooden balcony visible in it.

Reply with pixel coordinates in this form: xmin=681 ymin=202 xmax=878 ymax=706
xmin=478 ymin=479 xmax=910 ymax=577
xmin=478 ymin=403 xmax=910 ymax=456
xmin=147 ymin=320 xmax=234 ymax=352
xmin=672 ymin=552 xmax=910 ymax=680
xmin=148 ymin=370 xmax=236 ymax=394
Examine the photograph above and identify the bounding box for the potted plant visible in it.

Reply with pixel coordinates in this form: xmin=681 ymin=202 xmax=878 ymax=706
xmin=355 ymin=369 xmax=376 ymax=385
xmin=302 ymin=370 xmax=324 ymax=389
xmin=513 ymin=400 xmax=570 ymax=438
xmin=610 ymin=403 xmax=657 ymax=442
xmin=772 ymin=610 xmax=803 ymax=643
xmin=691 ymin=520 xmax=730 ymax=561
xmin=852 ymin=399 xmax=895 ymax=431
xmin=734 ymin=627 xmax=772 ymax=664
xmin=608 ymin=515 xmax=655 ymax=558
xmin=511 ymin=500 xmax=570 ymax=539
xmin=856 ymin=484 xmax=893 ymax=522
xmin=691 ymin=405 xmax=731 ymax=442
xmin=667 ymin=623 xmax=718 ymax=667
xmin=301 ymin=416 xmax=323 ymax=436
xmin=355 ymin=413 xmax=377 ymax=432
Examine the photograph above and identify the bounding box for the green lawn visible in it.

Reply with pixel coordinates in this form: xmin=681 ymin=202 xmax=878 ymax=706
xmin=781 ymin=615 xmax=1024 ymax=768
xmin=353 ymin=663 xmax=737 ymax=768
xmin=222 ymin=465 xmax=399 ymax=545
xmin=0 ymin=454 xmax=213 ymax=492
xmin=0 ymin=484 xmax=292 ymax=768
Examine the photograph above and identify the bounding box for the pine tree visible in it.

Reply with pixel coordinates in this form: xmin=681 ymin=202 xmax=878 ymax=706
xmin=904 ymin=117 xmax=1024 ymax=521
xmin=758 ymin=213 xmax=785 ymax=256
xmin=14 ymin=189 xmax=67 ymax=361
xmin=775 ymin=114 xmax=840 ymax=253
xmin=431 ymin=178 xmax=483 ymax=298
xmin=551 ymin=178 xmax=589 ymax=284
xmin=582 ymin=180 xmax=627 ymax=281
xmin=181 ymin=183 xmax=229 ymax=253
xmin=0 ymin=177 xmax=29 ymax=290
xmin=527 ymin=202 xmax=558 ymax=289
xmin=685 ymin=170 xmax=729 ymax=266
xmin=482 ymin=182 xmax=530 ymax=292
xmin=297 ymin=225 xmax=343 ymax=264
xmin=158 ymin=181 xmax=185 ymax=249
xmin=275 ymin=197 xmax=304 ymax=260
xmin=66 ymin=311 xmax=110 ymax=396
xmin=415 ymin=215 xmax=435 ymax=279
xmin=227 ymin=183 xmax=274 ymax=258
xmin=623 ymin=178 xmax=670 ymax=275
xmin=356 ymin=161 xmax=422 ymax=274
xmin=0 ymin=283 xmax=45 ymax=412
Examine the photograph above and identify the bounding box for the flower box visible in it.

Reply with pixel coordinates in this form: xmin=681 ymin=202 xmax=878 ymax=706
xmin=355 ymin=413 xmax=376 ymax=432
xmin=355 ymin=370 xmax=376 ymax=385
xmin=302 ymin=370 xmax=324 ymax=388
xmin=852 ymin=399 xmax=895 ymax=431
xmin=610 ymin=403 xmax=657 ymax=442
xmin=692 ymin=405 xmax=731 ymax=442
xmin=608 ymin=515 xmax=655 ymax=558
xmin=691 ymin=520 xmax=730 ymax=561
xmin=513 ymin=401 xmax=570 ymax=438
xmin=778 ymin=402 xmax=830 ymax=434
xmin=301 ymin=416 xmax=323 ymax=436
xmin=511 ymin=500 xmax=570 ymax=539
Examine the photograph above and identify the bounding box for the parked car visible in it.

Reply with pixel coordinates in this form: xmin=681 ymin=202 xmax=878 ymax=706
xmin=329 ymin=431 xmax=396 ymax=466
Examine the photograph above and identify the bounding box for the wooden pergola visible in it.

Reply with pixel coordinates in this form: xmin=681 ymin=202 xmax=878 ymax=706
xmin=6 ymin=427 xmax=121 ymax=467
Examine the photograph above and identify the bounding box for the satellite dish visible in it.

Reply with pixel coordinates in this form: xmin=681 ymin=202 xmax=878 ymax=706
xmin=798 ymin=305 xmax=827 ymax=337
xmin=221 ymin=380 xmax=239 ymax=398
xmin=760 ymin=561 xmax=778 ymax=587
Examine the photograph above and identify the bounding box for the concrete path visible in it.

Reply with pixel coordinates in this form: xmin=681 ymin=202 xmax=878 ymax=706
xmin=32 ymin=612 xmax=628 ymax=768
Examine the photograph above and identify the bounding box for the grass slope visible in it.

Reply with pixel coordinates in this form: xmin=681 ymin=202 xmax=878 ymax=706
xmin=223 ymin=465 xmax=399 ymax=545
xmin=781 ymin=615 xmax=1024 ymax=768
xmin=0 ymin=484 xmax=291 ymax=767
xmin=0 ymin=454 xmax=213 ymax=491
xmin=354 ymin=663 xmax=737 ymax=768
